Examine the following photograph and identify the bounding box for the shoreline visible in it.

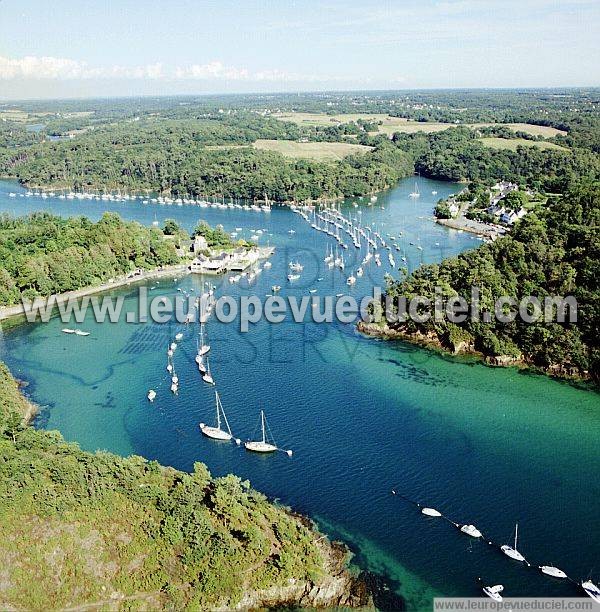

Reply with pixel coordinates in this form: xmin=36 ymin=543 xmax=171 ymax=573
xmin=356 ymin=320 xmax=592 ymax=387
xmin=0 ymin=263 xmax=189 ymax=323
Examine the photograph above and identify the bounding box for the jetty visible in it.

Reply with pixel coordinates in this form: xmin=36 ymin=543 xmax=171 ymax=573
xmin=190 ymin=246 xmax=275 ymax=275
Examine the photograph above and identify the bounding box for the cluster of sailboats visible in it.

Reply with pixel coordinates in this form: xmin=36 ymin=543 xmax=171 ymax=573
xmin=146 ymin=282 xmax=292 ymax=456
xmin=10 ymin=189 xmax=275 ymax=212
xmin=392 ymin=491 xmax=600 ymax=603
xmin=291 ymin=202 xmax=420 ymax=285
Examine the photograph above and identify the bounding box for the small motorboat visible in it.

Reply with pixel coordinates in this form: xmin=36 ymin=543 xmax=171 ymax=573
xmin=540 ymin=565 xmax=567 ymax=579
xmin=421 ymin=507 xmax=442 ymax=517
xmin=459 ymin=524 xmax=483 ymax=538
xmin=271 ymin=285 xmax=281 ymax=292
xmin=175 ymin=332 xmax=183 ymax=341
xmin=287 ymin=274 xmax=300 ymax=282
xmin=482 ymin=584 xmax=503 ymax=602
xmin=581 ymin=580 xmax=600 ymax=603
xmin=74 ymin=330 xmax=90 ymax=336
xmin=263 ymin=261 xmax=272 ymax=269
xmin=62 ymin=328 xmax=76 ymax=334
xmin=147 ymin=390 xmax=156 ymax=402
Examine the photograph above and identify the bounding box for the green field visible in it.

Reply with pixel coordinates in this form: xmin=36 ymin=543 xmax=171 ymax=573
xmin=272 ymin=112 xmax=567 ymax=138
xmin=479 ymin=137 xmax=569 ymax=151
xmin=253 ymin=139 xmax=372 ymax=160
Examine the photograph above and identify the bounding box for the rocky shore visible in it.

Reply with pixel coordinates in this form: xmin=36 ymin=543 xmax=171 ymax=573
xmin=357 ymin=321 xmax=588 ymax=383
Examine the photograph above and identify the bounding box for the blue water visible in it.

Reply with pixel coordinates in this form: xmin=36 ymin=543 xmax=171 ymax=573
xmin=0 ymin=178 xmax=598 ymax=610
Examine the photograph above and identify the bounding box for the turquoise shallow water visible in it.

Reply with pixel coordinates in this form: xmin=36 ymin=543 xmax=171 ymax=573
xmin=0 ymin=178 xmax=598 ymax=610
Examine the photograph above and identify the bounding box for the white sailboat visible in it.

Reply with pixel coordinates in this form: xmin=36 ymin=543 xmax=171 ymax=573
xmin=202 ymin=356 xmax=215 ymax=385
xmin=245 ymin=410 xmax=292 ymax=456
xmin=198 ymin=323 xmax=210 ymax=356
xmin=409 ymin=182 xmax=420 ymax=198
xmin=501 ymin=523 xmax=527 ymax=563
xmin=199 ymin=390 xmax=241 ymax=443
xmin=540 ymin=565 xmax=568 ymax=579
xmin=170 ymin=363 xmax=179 ymax=393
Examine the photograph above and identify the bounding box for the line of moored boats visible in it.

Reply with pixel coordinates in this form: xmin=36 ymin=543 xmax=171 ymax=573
xmin=146 ymin=281 xmax=291 ymax=456
xmin=392 ymin=491 xmax=600 ymax=603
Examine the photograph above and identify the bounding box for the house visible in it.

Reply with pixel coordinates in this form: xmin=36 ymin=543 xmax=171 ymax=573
xmin=448 ymin=202 xmax=460 ymax=217
xmin=192 ymin=235 xmax=208 ymax=254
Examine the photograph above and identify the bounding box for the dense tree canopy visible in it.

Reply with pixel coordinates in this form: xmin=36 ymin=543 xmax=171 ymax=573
xmin=381 ymin=183 xmax=600 ymax=382
xmin=0 ymin=212 xmax=181 ymax=305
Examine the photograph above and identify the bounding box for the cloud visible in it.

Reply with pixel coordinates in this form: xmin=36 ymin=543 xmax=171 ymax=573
xmin=0 ymin=55 xmax=168 ymax=81
xmin=0 ymin=54 xmax=347 ymax=84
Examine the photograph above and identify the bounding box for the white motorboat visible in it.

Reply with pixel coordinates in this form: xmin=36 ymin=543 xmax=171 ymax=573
xmin=482 ymin=584 xmax=503 ymax=602
xmin=62 ymin=329 xmax=76 ymax=334
xmin=175 ymin=332 xmax=183 ymax=341
xmin=147 ymin=390 xmax=156 ymax=402
xmin=459 ymin=524 xmax=483 ymax=538
xmin=199 ymin=391 xmax=240 ymax=443
xmin=287 ymin=274 xmax=300 ymax=282
xmin=540 ymin=565 xmax=567 ymax=579
xmin=263 ymin=261 xmax=272 ymax=269
xmin=74 ymin=330 xmax=90 ymax=336
xmin=347 ymin=275 xmax=356 ymax=286
xmin=170 ymin=382 xmax=178 ymax=394
xmin=170 ymin=342 xmax=177 ymax=351
xmin=501 ymin=523 xmax=527 ymax=563
xmin=271 ymin=285 xmax=281 ymax=292
xmin=356 ymin=267 xmax=363 ymax=277
xmin=245 ymin=410 xmax=292 ymax=456
xmin=581 ymin=580 xmax=600 ymax=603
xmin=289 ymin=261 xmax=303 ymax=272
xmin=421 ymin=507 xmax=442 ymax=517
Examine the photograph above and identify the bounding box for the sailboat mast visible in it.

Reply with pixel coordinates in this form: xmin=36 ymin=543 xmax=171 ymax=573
xmin=215 ymin=391 xmax=221 ymax=429
xmin=261 ymin=410 xmax=266 ymax=443
xmin=515 ymin=523 xmax=518 ymax=550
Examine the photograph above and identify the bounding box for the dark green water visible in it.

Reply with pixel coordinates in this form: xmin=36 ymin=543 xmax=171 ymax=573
xmin=0 ymin=179 xmax=598 ymax=610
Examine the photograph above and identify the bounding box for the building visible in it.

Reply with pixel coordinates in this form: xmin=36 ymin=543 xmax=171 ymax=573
xmin=192 ymin=235 xmax=208 ymax=254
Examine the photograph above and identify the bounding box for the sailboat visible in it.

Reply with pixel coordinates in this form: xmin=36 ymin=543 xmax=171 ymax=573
xmin=540 ymin=565 xmax=568 ymax=579
xmin=152 ymin=213 xmax=159 ymax=227
xmin=501 ymin=523 xmax=527 ymax=563
xmin=199 ymin=390 xmax=241 ymax=443
xmin=245 ymin=410 xmax=292 ymax=456
xmin=198 ymin=323 xmax=210 ymax=356
xmin=202 ymin=356 xmax=215 ymax=385
xmin=409 ymin=182 xmax=420 ymax=198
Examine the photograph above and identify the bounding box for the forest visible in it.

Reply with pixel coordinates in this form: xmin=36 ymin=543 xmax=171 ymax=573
xmin=0 ymin=212 xmax=180 ymax=305
xmin=378 ymin=183 xmax=600 ymax=382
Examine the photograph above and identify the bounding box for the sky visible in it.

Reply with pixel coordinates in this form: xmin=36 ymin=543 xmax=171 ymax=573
xmin=0 ymin=0 xmax=599 ymax=100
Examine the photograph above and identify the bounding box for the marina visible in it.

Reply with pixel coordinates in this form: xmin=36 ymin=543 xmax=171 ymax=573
xmin=0 ymin=177 xmax=598 ymax=608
